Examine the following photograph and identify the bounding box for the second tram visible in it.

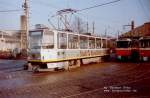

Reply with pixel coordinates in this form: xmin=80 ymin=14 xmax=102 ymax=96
xmin=116 ymin=38 xmax=132 ymax=60
xmin=139 ymin=36 xmax=150 ymax=61
xmin=116 ymin=38 xmax=139 ymax=61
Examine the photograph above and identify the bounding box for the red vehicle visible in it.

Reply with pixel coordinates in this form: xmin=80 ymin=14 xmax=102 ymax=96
xmin=116 ymin=38 xmax=132 ymax=60
xmin=116 ymin=38 xmax=139 ymax=61
xmin=139 ymin=36 xmax=150 ymax=61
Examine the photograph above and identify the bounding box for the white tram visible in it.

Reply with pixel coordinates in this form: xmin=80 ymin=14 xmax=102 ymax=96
xmin=27 ymin=28 xmax=109 ymax=72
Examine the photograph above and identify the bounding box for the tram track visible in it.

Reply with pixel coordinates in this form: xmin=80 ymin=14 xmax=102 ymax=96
xmin=102 ymin=63 xmax=150 ymax=84
xmin=114 ymin=65 xmax=150 ymax=78
xmin=45 ymin=63 xmax=150 ymax=98
xmin=113 ymin=63 xmax=141 ymax=73
xmin=0 ymin=60 xmax=26 ymax=72
xmin=0 ymin=62 xmax=150 ymax=98
xmin=0 ymin=66 xmax=23 ymax=72
xmin=61 ymin=75 xmax=150 ymax=98
xmin=105 ymin=63 xmax=145 ymax=76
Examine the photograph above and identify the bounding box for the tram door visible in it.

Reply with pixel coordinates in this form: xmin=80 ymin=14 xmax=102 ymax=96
xmin=131 ymin=39 xmax=139 ymax=62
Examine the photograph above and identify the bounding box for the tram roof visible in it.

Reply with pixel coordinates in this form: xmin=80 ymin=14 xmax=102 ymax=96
xmin=139 ymin=36 xmax=150 ymax=40
xmin=29 ymin=28 xmax=108 ymax=39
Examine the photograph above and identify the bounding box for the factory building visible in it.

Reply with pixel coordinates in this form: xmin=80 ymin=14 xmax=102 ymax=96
xmin=0 ymin=30 xmax=21 ymax=52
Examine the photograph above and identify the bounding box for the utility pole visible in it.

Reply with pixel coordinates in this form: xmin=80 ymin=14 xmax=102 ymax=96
xmin=123 ymin=20 xmax=134 ymax=38
xmin=117 ymin=30 xmax=119 ymax=40
xmin=105 ymin=29 xmax=107 ymax=48
xmin=22 ymin=0 xmax=29 ymax=52
xmin=87 ymin=22 xmax=89 ymax=33
xmin=92 ymin=22 xmax=95 ymax=34
xmin=105 ymin=28 xmax=107 ymax=37
xmin=77 ymin=17 xmax=80 ymax=33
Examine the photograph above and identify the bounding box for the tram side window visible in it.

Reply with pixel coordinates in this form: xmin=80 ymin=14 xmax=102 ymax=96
xmin=80 ymin=36 xmax=88 ymax=49
xmin=141 ymin=40 xmax=150 ymax=48
xmin=148 ymin=40 xmax=150 ymax=47
xmin=102 ymin=39 xmax=107 ymax=48
xmin=140 ymin=41 xmax=143 ymax=48
xmin=96 ymin=38 xmax=101 ymax=49
xmin=42 ymin=31 xmax=54 ymax=49
xmin=68 ymin=34 xmax=79 ymax=49
xmin=89 ymin=38 xmax=95 ymax=49
xmin=58 ymin=33 xmax=67 ymax=49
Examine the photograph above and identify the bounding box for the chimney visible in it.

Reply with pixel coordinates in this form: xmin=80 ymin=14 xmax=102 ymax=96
xmin=131 ymin=20 xmax=134 ymax=30
xmin=20 ymin=15 xmax=27 ymax=30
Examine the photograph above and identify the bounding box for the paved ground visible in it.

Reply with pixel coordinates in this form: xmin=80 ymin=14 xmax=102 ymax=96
xmin=0 ymin=60 xmax=150 ymax=98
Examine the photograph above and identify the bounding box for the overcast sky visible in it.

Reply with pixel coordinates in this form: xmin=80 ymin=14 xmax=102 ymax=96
xmin=0 ymin=0 xmax=150 ymax=37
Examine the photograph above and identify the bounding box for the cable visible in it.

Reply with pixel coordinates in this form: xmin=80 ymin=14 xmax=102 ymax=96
xmin=138 ymin=0 xmax=150 ymax=20
xmin=0 ymin=9 xmax=22 ymax=13
xmin=30 ymin=0 xmax=59 ymax=10
xmin=77 ymin=0 xmax=121 ymax=12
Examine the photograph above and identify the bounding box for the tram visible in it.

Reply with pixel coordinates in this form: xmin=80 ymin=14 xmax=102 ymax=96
xmin=27 ymin=28 xmax=109 ymax=72
xmin=116 ymin=38 xmax=139 ymax=61
xmin=139 ymin=36 xmax=150 ymax=61
xmin=116 ymin=38 xmax=132 ymax=60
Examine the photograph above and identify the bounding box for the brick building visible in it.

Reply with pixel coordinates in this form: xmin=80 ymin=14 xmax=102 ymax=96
xmin=120 ymin=22 xmax=150 ymax=38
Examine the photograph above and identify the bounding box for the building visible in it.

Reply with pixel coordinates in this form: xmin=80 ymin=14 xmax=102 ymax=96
xmin=0 ymin=30 xmax=21 ymax=52
xmin=120 ymin=22 xmax=150 ymax=38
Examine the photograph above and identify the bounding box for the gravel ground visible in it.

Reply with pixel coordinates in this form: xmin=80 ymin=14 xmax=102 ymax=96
xmin=0 ymin=60 xmax=150 ymax=98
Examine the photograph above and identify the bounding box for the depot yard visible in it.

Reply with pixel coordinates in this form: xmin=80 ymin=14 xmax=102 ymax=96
xmin=0 ymin=60 xmax=150 ymax=98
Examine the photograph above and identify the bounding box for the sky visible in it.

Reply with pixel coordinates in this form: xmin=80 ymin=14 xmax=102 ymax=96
xmin=0 ymin=0 xmax=150 ymax=37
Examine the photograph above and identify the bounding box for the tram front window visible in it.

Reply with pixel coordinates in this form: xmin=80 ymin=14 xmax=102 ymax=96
xmin=117 ymin=41 xmax=130 ymax=48
xmin=42 ymin=31 xmax=54 ymax=49
xmin=29 ymin=30 xmax=54 ymax=49
xmin=29 ymin=31 xmax=42 ymax=49
xmin=140 ymin=40 xmax=150 ymax=48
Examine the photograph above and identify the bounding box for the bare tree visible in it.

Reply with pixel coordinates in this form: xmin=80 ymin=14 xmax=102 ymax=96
xmin=71 ymin=16 xmax=86 ymax=33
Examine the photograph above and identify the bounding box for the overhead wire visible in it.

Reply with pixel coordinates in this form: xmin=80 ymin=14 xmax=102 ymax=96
xmin=0 ymin=0 xmax=22 ymax=13
xmin=77 ymin=0 xmax=121 ymax=12
xmin=30 ymin=0 xmax=59 ymax=10
xmin=0 ymin=9 xmax=22 ymax=13
xmin=51 ymin=0 xmax=122 ymax=18
xmin=138 ymin=0 xmax=150 ymax=20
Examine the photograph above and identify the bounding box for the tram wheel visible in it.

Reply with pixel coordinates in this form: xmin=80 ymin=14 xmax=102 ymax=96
xmin=23 ymin=63 xmax=28 ymax=70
